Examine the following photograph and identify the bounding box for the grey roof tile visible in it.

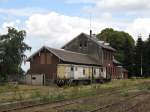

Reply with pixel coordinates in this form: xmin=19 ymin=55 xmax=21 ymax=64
xmin=27 ymin=46 xmax=101 ymax=66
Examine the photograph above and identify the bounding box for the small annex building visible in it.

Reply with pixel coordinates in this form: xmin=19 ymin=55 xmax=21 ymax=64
xmin=26 ymin=46 xmax=106 ymax=85
xmin=26 ymin=32 xmax=128 ymax=85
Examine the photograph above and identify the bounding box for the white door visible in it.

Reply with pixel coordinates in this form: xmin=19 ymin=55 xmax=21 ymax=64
xmin=31 ymin=74 xmax=44 ymax=85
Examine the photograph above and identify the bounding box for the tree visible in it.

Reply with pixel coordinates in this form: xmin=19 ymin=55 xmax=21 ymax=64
xmin=134 ymin=37 xmax=144 ymax=76
xmin=0 ymin=27 xmax=31 ymax=81
xmin=143 ymin=37 xmax=150 ymax=76
xmin=96 ymin=28 xmax=135 ymax=76
xmin=123 ymin=37 xmax=134 ymax=77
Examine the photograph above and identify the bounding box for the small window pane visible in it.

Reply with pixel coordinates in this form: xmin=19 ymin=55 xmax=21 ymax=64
xmin=32 ymin=77 xmax=36 ymax=80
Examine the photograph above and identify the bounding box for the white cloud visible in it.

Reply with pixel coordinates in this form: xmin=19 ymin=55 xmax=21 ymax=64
xmin=25 ymin=11 xmax=112 ymax=48
xmin=0 ymin=20 xmax=21 ymax=34
xmin=66 ymin=0 xmax=150 ymax=17
xmin=25 ymin=11 xmax=150 ymax=50
xmin=126 ymin=18 xmax=150 ymax=40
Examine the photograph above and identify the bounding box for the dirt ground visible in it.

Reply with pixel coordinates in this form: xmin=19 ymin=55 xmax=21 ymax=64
xmin=9 ymin=86 xmax=150 ymax=112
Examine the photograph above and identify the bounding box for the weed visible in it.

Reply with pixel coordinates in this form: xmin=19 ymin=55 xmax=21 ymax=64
xmin=55 ymin=94 xmax=65 ymax=100
xmin=121 ymin=89 xmax=129 ymax=97
xmin=30 ymin=90 xmax=42 ymax=99
xmin=121 ymin=81 xmax=129 ymax=88
xmin=137 ymin=83 xmax=150 ymax=91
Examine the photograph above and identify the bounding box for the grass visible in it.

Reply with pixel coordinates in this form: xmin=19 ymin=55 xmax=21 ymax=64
xmin=0 ymin=78 xmax=150 ymax=104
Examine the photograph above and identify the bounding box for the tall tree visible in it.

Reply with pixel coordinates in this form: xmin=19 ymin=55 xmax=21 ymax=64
xmin=143 ymin=37 xmax=150 ymax=76
xmin=134 ymin=37 xmax=144 ymax=76
xmin=123 ymin=37 xmax=134 ymax=77
xmin=0 ymin=27 xmax=31 ymax=81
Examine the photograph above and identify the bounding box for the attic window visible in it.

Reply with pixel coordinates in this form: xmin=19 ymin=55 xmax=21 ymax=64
xmin=32 ymin=77 xmax=36 ymax=80
xmin=79 ymin=42 xmax=82 ymax=47
xmin=84 ymin=41 xmax=87 ymax=47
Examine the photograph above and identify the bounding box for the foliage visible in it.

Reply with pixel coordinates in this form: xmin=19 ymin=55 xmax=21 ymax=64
xmin=123 ymin=37 xmax=134 ymax=76
xmin=143 ymin=37 xmax=150 ymax=76
xmin=133 ymin=37 xmax=144 ymax=76
xmin=0 ymin=27 xmax=31 ymax=81
xmin=133 ymin=36 xmax=150 ymax=77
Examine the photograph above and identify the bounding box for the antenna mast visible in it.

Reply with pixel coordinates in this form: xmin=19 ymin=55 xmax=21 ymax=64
xmin=90 ymin=12 xmax=92 ymax=37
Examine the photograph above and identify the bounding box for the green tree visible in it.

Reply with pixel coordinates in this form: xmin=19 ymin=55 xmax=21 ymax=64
xmin=0 ymin=27 xmax=31 ymax=81
xmin=123 ymin=37 xmax=134 ymax=77
xmin=134 ymin=37 xmax=144 ymax=76
xmin=143 ymin=37 xmax=150 ymax=76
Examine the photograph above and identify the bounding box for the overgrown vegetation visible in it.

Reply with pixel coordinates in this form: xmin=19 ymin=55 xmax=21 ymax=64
xmin=0 ymin=79 xmax=150 ymax=104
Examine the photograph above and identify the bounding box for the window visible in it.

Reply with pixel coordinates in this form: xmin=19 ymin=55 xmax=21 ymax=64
xmin=101 ymin=68 xmax=103 ymax=72
xmin=84 ymin=41 xmax=87 ymax=47
xmin=79 ymin=40 xmax=83 ymax=48
xmin=71 ymin=67 xmax=74 ymax=71
xmin=79 ymin=42 xmax=82 ymax=47
xmin=83 ymin=69 xmax=85 ymax=75
xmin=32 ymin=77 xmax=36 ymax=80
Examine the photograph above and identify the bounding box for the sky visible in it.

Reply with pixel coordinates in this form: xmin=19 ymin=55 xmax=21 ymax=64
xmin=0 ymin=0 xmax=150 ymax=71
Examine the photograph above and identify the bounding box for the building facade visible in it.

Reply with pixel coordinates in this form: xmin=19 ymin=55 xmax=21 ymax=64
xmin=26 ymin=33 xmax=128 ymax=85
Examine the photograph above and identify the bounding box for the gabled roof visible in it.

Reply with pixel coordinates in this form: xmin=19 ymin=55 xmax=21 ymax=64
xmin=27 ymin=46 xmax=101 ymax=66
xmin=62 ymin=33 xmax=116 ymax=51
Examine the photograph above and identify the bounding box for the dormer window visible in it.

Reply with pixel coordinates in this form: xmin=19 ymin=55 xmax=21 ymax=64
xmin=79 ymin=41 xmax=82 ymax=48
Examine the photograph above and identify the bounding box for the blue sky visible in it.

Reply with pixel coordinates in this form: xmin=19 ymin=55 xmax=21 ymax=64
xmin=0 ymin=0 xmax=92 ymax=22
xmin=1 ymin=0 xmax=150 ymax=71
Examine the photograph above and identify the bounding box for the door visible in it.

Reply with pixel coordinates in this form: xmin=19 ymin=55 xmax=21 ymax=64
xmin=31 ymin=74 xmax=44 ymax=85
xmin=70 ymin=66 xmax=74 ymax=78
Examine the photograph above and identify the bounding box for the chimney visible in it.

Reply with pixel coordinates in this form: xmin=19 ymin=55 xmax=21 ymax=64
xmin=90 ymin=30 xmax=92 ymax=38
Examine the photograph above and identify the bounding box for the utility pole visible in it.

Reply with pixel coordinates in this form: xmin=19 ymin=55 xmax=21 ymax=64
xmin=141 ymin=54 xmax=143 ymax=76
xmin=138 ymin=34 xmax=143 ymax=76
